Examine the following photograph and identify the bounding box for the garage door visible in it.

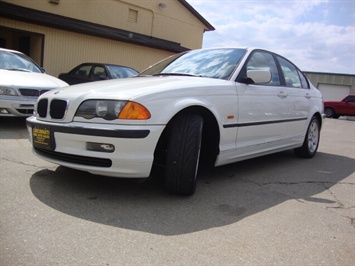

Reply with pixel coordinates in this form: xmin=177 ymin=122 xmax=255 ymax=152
xmin=318 ymin=84 xmax=351 ymax=101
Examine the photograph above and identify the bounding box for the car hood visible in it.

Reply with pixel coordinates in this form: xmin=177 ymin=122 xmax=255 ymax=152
xmin=43 ymin=76 xmax=231 ymax=101
xmin=0 ymin=69 xmax=68 ymax=88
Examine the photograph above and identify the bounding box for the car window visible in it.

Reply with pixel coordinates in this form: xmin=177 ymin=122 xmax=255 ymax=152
xmin=74 ymin=65 xmax=92 ymax=78
xmin=0 ymin=50 xmax=43 ymax=73
xmin=124 ymin=68 xmax=138 ymax=77
xmin=245 ymin=51 xmax=280 ymax=85
xmin=297 ymin=70 xmax=309 ymax=89
xmin=344 ymin=96 xmax=355 ymax=102
xmin=277 ymin=56 xmax=302 ymax=88
xmin=107 ymin=65 xmax=138 ymax=78
xmin=91 ymin=66 xmax=107 ymax=80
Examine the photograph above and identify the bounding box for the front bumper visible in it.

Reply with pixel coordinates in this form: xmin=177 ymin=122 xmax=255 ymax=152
xmin=0 ymin=96 xmax=36 ymax=116
xmin=26 ymin=116 xmax=165 ymax=178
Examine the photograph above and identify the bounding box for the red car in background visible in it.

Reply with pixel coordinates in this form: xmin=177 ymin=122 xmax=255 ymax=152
xmin=324 ymin=95 xmax=355 ymax=118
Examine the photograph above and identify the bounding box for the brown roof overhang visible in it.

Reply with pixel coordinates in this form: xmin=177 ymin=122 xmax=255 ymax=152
xmin=0 ymin=2 xmax=190 ymax=53
xmin=178 ymin=0 xmax=215 ymax=31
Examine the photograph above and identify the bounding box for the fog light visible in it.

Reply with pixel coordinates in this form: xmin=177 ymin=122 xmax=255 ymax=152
xmin=86 ymin=142 xmax=115 ymax=153
xmin=0 ymin=109 xmax=9 ymax=114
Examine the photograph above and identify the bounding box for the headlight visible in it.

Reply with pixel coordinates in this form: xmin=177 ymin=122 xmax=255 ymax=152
xmin=76 ymin=100 xmax=151 ymax=120
xmin=0 ymin=86 xmax=19 ymax=96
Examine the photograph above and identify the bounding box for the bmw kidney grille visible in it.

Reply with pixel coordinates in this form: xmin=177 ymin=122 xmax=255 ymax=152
xmin=37 ymin=99 xmax=68 ymax=119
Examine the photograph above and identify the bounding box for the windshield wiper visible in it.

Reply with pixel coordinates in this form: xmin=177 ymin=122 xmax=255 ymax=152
xmin=4 ymin=68 xmax=31 ymax=72
xmin=152 ymin=73 xmax=202 ymax=77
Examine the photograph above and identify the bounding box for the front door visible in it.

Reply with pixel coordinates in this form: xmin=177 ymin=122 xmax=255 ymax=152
xmin=236 ymin=51 xmax=291 ymax=156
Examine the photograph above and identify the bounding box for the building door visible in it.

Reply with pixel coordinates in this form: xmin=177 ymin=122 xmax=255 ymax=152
xmin=0 ymin=26 xmax=44 ymax=66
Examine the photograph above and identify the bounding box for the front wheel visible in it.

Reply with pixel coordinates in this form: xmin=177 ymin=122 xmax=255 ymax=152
xmin=165 ymin=113 xmax=203 ymax=196
xmin=294 ymin=117 xmax=320 ymax=158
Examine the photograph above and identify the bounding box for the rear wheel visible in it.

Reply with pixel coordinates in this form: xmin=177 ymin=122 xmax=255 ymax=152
xmin=324 ymin=107 xmax=335 ymax=118
xmin=294 ymin=116 xmax=320 ymax=158
xmin=165 ymin=113 xmax=203 ymax=196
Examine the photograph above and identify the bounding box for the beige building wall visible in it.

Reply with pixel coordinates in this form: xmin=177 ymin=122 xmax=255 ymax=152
xmin=1 ymin=17 xmax=174 ymax=76
xmin=2 ymin=0 xmax=207 ymax=49
xmin=1 ymin=0 xmax=212 ymax=77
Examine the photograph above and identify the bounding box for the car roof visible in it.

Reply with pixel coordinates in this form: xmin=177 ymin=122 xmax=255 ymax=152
xmin=73 ymin=63 xmax=138 ymax=73
xmin=0 ymin=47 xmax=23 ymax=54
xmin=78 ymin=62 xmax=135 ymax=68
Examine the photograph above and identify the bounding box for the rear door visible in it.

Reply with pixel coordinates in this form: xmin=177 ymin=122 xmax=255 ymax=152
xmin=71 ymin=64 xmax=93 ymax=84
xmin=276 ymin=56 xmax=311 ymax=138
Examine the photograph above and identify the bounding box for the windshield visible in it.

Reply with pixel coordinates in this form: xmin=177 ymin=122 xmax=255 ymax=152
xmin=0 ymin=50 xmax=43 ymax=73
xmin=140 ymin=48 xmax=246 ymax=80
xmin=107 ymin=65 xmax=138 ymax=78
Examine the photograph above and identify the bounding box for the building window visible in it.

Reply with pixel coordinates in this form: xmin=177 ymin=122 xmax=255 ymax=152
xmin=128 ymin=9 xmax=138 ymax=23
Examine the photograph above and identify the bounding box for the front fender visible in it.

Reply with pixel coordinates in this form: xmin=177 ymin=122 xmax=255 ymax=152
xmin=143 ymin=94 xmax=239 ymax=129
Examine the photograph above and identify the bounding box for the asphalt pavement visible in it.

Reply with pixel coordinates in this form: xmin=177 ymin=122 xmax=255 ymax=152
xmin=0 ymin=117 xmax=354 ymax=265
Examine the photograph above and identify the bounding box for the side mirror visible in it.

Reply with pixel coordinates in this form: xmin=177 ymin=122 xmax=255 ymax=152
xmin=247 ymin=69 xmax=271 ymax=84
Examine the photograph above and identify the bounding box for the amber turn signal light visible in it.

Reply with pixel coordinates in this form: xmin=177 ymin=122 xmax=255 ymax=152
xmin=118 ymin=101 xmax=151 ymax=119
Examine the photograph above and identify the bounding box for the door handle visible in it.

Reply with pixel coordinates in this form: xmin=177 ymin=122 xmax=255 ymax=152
xmin=278 ymin=91 xmax=288 ymax=98
xmin=305 ymin=93 xmax=311 ymax=99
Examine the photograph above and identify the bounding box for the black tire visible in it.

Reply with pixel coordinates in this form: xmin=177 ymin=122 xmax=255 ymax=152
xmin=324 ymin=107 xmax=335 ymax=118
xmin=165 ymin=113 xmax=203 ymax=196
xmin=294 ymin=116 xmax=320 ymax=158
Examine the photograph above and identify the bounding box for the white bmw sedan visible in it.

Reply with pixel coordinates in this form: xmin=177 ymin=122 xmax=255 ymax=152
xmin=27 ymin=48 xmax=324 ymax=195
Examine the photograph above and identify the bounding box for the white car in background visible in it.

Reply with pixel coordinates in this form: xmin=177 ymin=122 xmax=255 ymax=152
xmin=27 ymin=48 xmax=324 ymax=195
xmin=0 ymin=48 xmax=68 ymax=117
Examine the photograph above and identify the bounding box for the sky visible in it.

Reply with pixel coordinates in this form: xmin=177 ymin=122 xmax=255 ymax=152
xmin=187 ymin=0 xmax=355 ymax=74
